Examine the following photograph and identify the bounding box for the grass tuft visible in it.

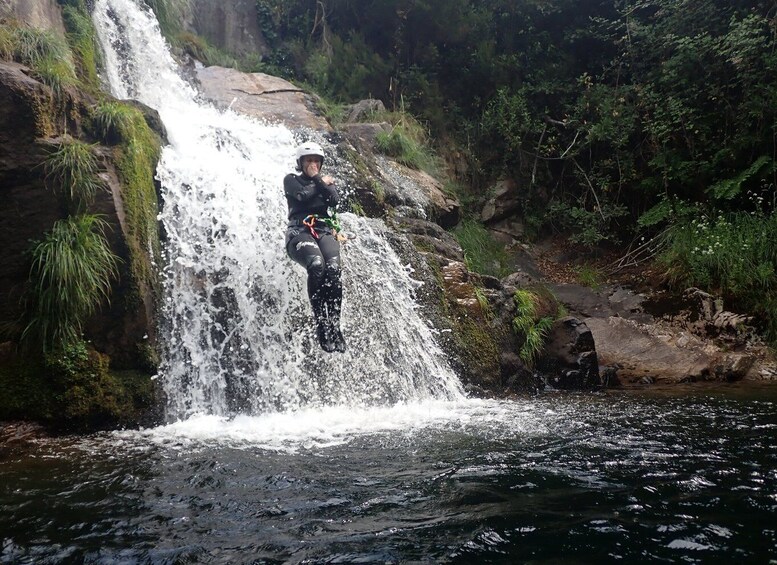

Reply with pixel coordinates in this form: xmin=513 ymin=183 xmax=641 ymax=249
xmin=92 ymin=101 xmax=138 ymax=142
xmin=21 ymin=215 xmax=120 ymax=351
xmin=453 ymin=219 xmax=511 ymax=278
xmin=373 ymin=103 xmax=439 ymax=174
xmin=512 ymin=289 xmax=555 ymax=367
xmin=44 ymin=137 xmax=104 ymax=210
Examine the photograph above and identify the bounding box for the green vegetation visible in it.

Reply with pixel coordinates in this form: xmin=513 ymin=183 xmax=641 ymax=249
xmin=93 ymin=100 xmax=138 ymax=141
xmin=0 ymin=22 xmax=77 ymax=93
xmin=453 ymin=219 xmax=510 ymax=278
xmin=0 ymin=341 xmax=157 ymax=430
xmin=44 ymin=137 xmax=103 ymax=210
xmin=106 ymin=103 xmax=163 ymax=296
xmin=21 ymin=215 xmax=120 ymax=352
xmin=61 ymin=4 xmax=102 ymax=90
xmin=512 ymin=289 xmax=556 ymax=367
xmin=576 ymin=265 xmax=604 ymax=290
xmin=661 ymin=209 xmax=777 ymax=340
xmin=0 ymin=3 xmax=163 ymax=428
xmin=372 ymin=103 xmax=439 ymax=174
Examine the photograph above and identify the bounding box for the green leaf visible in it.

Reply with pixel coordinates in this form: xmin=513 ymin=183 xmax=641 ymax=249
xmin=707 ymin=156 xmax=773 ymax=201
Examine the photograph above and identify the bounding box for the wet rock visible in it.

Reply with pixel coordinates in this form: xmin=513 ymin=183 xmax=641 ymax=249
xmin=0 ymin=63 xmax=61 ymax=324
xmin=377 ymin=158 xmax=460 ymax=228
xmin=537 ymin=317 xmax=600 ymax=389
xmin=124 ymin=100 xmax=168 ymax=144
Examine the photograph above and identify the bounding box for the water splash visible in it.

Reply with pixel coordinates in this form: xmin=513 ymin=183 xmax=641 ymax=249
xmin=93 ymin=0 xmax=464 ymax=420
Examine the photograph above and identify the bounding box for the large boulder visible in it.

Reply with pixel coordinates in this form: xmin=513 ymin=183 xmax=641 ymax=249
xmin=584 ymin=316 xmax=755 ymax=384
xmin=340 ymin=122 xmax=391 ymax=151
xmin=377 ymin=157 xmax=461 ymax=228
xmin=345 ymin=99 xmax=386 ymax=123
xmin=481 ymin=179 xmax=520 ymax=223
xmin=537 ymin=317 xmax=600 ymax=389
xmin=194 ymin=66 xmax=330 ymax=131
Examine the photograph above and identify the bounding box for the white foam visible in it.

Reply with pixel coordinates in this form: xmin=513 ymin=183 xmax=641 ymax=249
xmin=124 ymin=398 xmax=551 ymax=453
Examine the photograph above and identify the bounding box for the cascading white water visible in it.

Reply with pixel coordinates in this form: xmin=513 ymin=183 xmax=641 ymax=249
xmin=93 ymin=0 xmax=464 ymax=420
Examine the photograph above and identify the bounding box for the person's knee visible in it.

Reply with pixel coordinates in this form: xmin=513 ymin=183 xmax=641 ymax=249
xmin=306 ymin=256 xmax=325 ymax=283
xmin=324 ymin=258 xmax=341 ymax=280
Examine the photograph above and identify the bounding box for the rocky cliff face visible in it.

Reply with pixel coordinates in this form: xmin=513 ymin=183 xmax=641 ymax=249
xmin=177 ymin=0 xmax=268 ymax=57
xmin=0 ymin=0 xmax=66 ymax=34
xmin=0 ymin=3 xmax=165 ymax=428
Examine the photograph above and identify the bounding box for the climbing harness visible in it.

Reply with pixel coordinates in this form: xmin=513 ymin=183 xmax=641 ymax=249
xmin=302 ymin=214 xmax=320 ymax=239
xmin=302 ymin=212 xmax=356 ymax=243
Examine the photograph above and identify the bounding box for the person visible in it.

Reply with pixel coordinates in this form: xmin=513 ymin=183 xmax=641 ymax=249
xmin=284 ymin=142 xmax=346 ymax=353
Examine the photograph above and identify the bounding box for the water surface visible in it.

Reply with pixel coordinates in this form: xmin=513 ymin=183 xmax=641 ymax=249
xmin=2 ymin=387 xmax=776 ymax=563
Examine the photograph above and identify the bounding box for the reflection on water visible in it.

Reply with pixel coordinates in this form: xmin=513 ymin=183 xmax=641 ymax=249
xmin=2 ymin=389 xmax=776 ymax=563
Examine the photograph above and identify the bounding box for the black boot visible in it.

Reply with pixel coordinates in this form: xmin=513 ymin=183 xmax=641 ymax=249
xmin=311 ymin=293 xmax=336 ymax=353
xmin=327 ymin=300 xmax=346 ymax=353
xmin=331 ymin=326 xmax=346 ymax=353
xmin=316 ymin=319 xmax=337 ymax=353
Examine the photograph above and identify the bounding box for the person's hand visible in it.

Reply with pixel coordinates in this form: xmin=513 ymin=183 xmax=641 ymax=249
xmin=320 ymin=174 xmax=335 ymax=185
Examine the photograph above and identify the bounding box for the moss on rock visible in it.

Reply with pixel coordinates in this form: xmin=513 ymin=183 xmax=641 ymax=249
xmin=0 ymin=341 xmax=158 ymax=430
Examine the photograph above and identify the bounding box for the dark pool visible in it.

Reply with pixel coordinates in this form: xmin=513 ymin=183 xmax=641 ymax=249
xmin=2 ymin=385 xmax=776 ymax=564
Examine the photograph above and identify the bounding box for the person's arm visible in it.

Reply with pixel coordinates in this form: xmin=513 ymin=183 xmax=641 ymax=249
xmin=313 ymin=175 xmax=339 ymax=207
xmin=284 ymin=173 xmax=318 ymax=202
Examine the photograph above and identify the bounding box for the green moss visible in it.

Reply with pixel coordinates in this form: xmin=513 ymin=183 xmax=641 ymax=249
xmin=99 ymin=103 xmax=163 ymax=304
xmin=425 ymin=258 xmax=501 ymax=386
xmin=61 ymin=5 xmax=102 ymax=91
xmin=450 ymin=312 xmax=501 ymax=383
xmin=0 ymin=354 xmax=55 ymax=421
xmin=0 ymin=342 xmax=157 ymax=430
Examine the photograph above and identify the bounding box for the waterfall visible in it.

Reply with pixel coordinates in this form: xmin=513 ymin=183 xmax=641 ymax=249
xmin=92 ymin=0 xmax=464 ymax=421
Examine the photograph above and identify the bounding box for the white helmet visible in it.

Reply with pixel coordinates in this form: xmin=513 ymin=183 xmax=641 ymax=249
xmin=295 ymin=142 xmax=325 ymax=170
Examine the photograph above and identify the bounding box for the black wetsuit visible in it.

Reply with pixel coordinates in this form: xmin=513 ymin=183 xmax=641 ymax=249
xmin=284 ymin=172 xmax=345 ymax=352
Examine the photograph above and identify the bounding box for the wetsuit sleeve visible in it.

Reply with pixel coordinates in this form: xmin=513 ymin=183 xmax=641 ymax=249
xmin=284 ymin=173 xmax=317 ymax=202
xmin=313 ymin=175 xmax=339 ymax=207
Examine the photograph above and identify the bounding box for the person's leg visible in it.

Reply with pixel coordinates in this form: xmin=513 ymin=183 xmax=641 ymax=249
xmin=317 ymin=233 xmax=345 ymax=352
xmin=287 ymin=232 xmax=335 ymax=351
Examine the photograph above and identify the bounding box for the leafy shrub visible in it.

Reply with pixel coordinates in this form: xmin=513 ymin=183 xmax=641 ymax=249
xmin=660 ymin=208 xmax=777 ymax=340
xmin=21 ymin=215 xmax=120 ymax=351
xmin=548 ymin=198 xmax=629 ymax=247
